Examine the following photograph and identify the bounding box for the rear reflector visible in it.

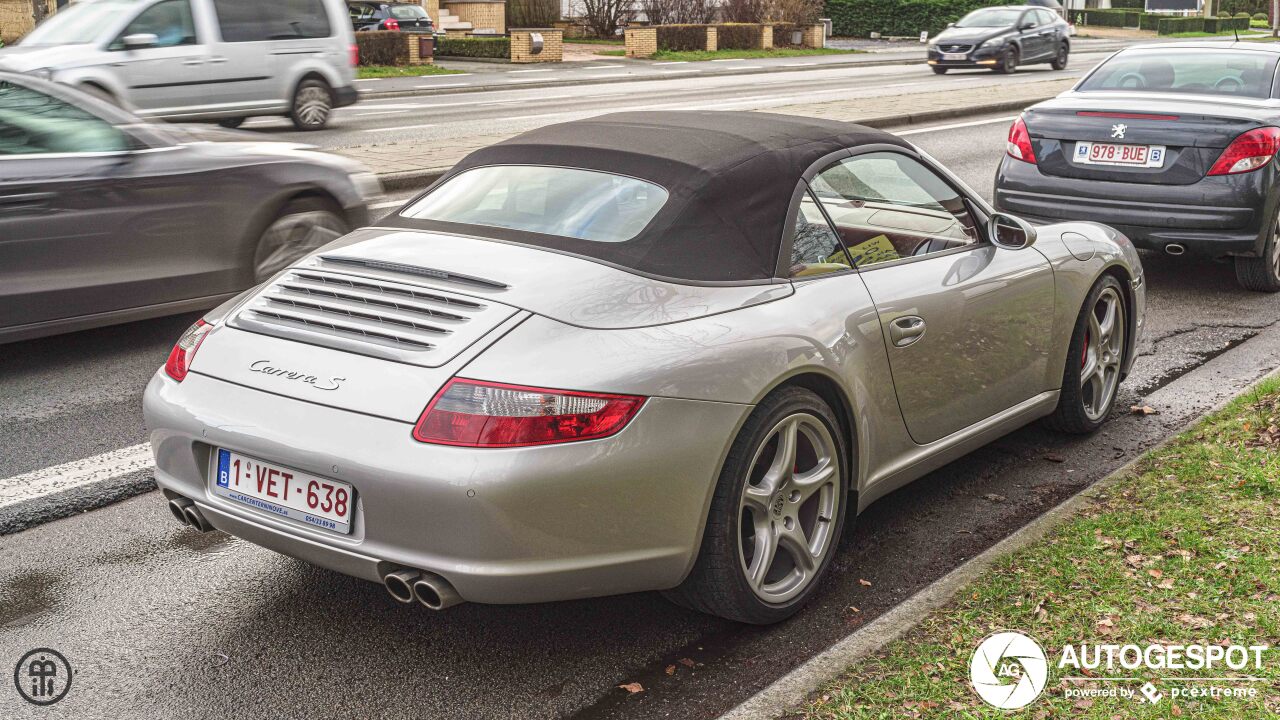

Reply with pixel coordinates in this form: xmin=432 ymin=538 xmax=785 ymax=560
xmin=413 ymin=379 xmax=645 ymax=447
xmin=164 ymin=319 xmax=212 ymax=382
xmin=1208 ymin=127 xmax=1280 ymax=176
xmin=1076 ymin=111 xmax=1180 ymax=121
xmin=1006 ymin=116 xmax=1036 ymax=164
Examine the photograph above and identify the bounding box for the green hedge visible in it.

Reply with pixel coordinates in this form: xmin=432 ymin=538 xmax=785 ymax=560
xmin=1139 ymin=12 xmax=1161 ymax=30
xmin=824 ymin=0 xmax=1008 ymax=38
xmin=1156 ymin=15 xmax=1249 ymax=34
xmin=771 ymin=22 xmax=802 ymax=46
xmin=1072 ymin=9 xmax=1136 ymax=27
xmin=657 ymin=24 xmax=709 ymax=51
xmin=356 ymin=31 xmax=409 ymax=65
xmin=1109 ymin=0 xmax=1143 ymax=8
xmin=436 ymin=36 xmax=510 ymax=58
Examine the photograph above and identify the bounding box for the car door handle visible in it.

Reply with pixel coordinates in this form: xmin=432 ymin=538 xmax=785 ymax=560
xmin=208 ymin=56 xmax=228 ymax=64
xmin=182 ymin=59 xmax=204 ymax=65
xmin=889 ymin=316 xmax=926 ymax=347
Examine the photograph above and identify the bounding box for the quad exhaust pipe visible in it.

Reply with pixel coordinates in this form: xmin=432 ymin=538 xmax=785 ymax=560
xmin=1165 ymin=243 xmax=1186 ymax=256
xmin=167 ymin=496 xmax=214 ymax=533
xmin=382 ymin=568 xmax=463 ymax=610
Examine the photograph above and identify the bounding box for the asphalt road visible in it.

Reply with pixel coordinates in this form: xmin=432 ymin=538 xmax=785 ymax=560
xmin=4 ymin=116 xmax=1280 ymax=720
xmin=235 ymin=50 xmax=1121 ymax=148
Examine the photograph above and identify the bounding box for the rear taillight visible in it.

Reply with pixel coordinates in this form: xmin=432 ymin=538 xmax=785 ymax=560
xmin=164 ymin=319 xmax=212 ymax=382
xmin=1208 ymin=127 xmax=1280 ymax=176
xmin=1007 ymin=116 xmax=1036 ymax=164
xmin=413 ymin=379 xmax=645 ymax=447
xmin=349 ymin=43 xmax=359 ymax=66
xmin=384 ymin=18 xmax=400 ymax=30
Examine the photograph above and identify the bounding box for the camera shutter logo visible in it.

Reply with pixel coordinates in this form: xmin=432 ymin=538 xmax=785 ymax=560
xmin=970 ymin=631 xmax=1049 ymax=710
xmin=14 ymin=648 xmax=73 ymax=706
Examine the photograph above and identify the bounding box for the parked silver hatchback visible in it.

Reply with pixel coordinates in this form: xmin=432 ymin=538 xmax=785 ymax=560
xmin=0 ymin=0 xmax=358 ymax=130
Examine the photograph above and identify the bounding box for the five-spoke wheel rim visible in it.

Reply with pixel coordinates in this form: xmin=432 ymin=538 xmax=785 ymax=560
xmin=254 ymin=211 xmax=345 ymax=282
xmin=295 ymin=85 xmax=331 ymax=127
xmin=737 ymin=413 xmax=840 ymax=604
xmin=1080 ymin=287 xmax=1125 ymax=421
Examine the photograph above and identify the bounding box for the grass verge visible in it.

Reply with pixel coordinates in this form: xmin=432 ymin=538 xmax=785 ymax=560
xmin=799 ymin=376 xmax=1280 ymax=719
xmin=605 ymin=47 xmax=859 ymax=61
xmin=356 ymin=64 xmax=465 ymax=79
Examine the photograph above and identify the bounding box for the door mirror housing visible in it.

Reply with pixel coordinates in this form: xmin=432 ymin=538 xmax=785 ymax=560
xmin=121 ymin=33 xmax=159 ymax=49
xmin=989 ymin=212 xmax=1037 ymax=250
xmin=946 ymin=22 xmax=955 ymax=27
xmin=1019 ymin=21 xmax=1036 ymax=30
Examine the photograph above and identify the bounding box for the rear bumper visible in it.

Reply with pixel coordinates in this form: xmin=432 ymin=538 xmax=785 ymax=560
xmin=995 ymin=158 xmax=1273 ymax=258
xmin=333 ymin=85 xmax=358 ymax=108
xmin=143 ymin=370 xmax=747 ymax=604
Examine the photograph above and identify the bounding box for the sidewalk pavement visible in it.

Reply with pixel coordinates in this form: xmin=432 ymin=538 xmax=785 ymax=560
xmin=342 ymin=77 xmax=1077 ymax=190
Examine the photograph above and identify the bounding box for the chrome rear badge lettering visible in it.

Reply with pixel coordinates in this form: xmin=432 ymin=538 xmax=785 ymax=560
xmin=249 ymin=360 xmax=344 ymax=391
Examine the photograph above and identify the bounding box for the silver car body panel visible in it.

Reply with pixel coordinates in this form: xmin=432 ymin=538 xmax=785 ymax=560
xmin=145 ymin=180 xmax=1146 ymax=606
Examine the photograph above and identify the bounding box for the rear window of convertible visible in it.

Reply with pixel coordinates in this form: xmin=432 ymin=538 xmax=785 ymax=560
xmin=1078 ymin=49 xmax=1279 ymax=99
xmin=399 ymin=166 xmax=669 ymax=243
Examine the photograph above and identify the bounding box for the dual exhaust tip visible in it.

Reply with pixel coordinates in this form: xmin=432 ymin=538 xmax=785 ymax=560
xmin=383 ymin=568 xmax=463 ymax=610
xmin=167 ymin=495 xmax=460 ymax=610
xmin=168 ymin=496 xmax=214 ymax=533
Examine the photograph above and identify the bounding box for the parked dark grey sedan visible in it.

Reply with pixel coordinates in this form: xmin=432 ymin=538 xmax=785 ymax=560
xmin=927 ymin=5 xmax=1070 ymax=74
xmin=0 ymin=72 xmax=380 ymax=343
xmin=995 ymin=42 xmax=1280 ymax=292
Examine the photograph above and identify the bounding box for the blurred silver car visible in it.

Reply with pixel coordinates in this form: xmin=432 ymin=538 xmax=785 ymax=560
xmin=0 ymin=72 xmax=379 ymax=343
xmin=0 ymin=0 xmax=358 ymax=130
xmin=145 ymin=112 xmax=1145 ymax=624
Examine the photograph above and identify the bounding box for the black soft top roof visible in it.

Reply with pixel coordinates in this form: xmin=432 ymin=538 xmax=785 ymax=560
xmin=388 ymin=111 xmax=912 ymax=283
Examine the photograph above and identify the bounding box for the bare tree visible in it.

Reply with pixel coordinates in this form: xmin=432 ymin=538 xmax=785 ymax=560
xmin=581 ymin=0 xmax=634 ymax=37
xmin=639 ymin=0 xmax=678 ymax=26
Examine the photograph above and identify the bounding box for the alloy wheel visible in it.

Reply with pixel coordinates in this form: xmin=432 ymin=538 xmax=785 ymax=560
xmin=254 ymin=210 xmax=346 ymax=282
xmin=294 ymin=85 xmax=332 ymax=128
xmin=1079 ymin=286 xmax=1125 ymax=421
xmin=737 ymin=413 xmax=841 ymax=604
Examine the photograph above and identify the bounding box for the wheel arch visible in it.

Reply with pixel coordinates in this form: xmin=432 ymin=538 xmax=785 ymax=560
xmin=1099 ymin=262 xmax=1138 ymax=380
xmin=761 ymin=370 xmax=860 ymax=506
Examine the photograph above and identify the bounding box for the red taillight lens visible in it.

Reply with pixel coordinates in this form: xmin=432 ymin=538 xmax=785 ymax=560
xmin=1007 ymin=116 xmax=1036 ymax=164
xmin=349 ymin=43 xmax=359 ymax=66
xmin=384 ymin=18 xmax=400 ymax=30
xmin=1208 ymin=127 xmax=1280 ymax=176
xmin=164 ymin=319 xmax=212 ymax=382
xmin=413 ymin=379 xmax=645 ymax=447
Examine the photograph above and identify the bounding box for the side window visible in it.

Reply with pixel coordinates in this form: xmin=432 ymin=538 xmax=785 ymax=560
xmin=0 ymin=81 xmax=130 ymax=155
xmin=266 ymin=0 xmax=333 ymax=39
xmin=212 ymin=0 xmax=267 ymax=42
xmin=1021 ymin=10 xmax=1038 ymax=28
xmin=1038 ymin=9 xmax=1058 ymax=25
xmin=114 ymin=0 xmax=196 ymax=48
xmin=809 ymin=152 xmax=979 ymax=270
xmin=788 ymin=189 xmax=852 ymax=278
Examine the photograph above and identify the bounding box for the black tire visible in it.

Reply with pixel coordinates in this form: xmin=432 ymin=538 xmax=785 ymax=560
xmin=252 ymin=197 xmax=348 ymax=282
xmin=663 ymin=386 xmax=851 ymax=625
xmin=1050 ymin=43 xmax=1069 ymax=70
xmin=289 ymin=77 xmax=334 ymax=131
xmin=217 ymin=117 xmax=247 ymax=129
xmin=1044 ymin=275 xmax=1127 ymax=434
xmin=995 ymin=47 xmax=1019 ymax=74
xmin=1235 ymin=214 xmax=1280 ymax=292
xmin=932 ymin=66 xmax=948 ymax=74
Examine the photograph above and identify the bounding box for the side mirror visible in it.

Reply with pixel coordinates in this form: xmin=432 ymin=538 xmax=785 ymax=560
xmin=121 ymin=33 xmax=158 ymax=49
xmin=946 ymin=22 xmax=955 ymax=27
xmin=990 ymin=212 xmax=1037 ymax=250
xmin=1019 ymin=21 xmax=1036 ymax=30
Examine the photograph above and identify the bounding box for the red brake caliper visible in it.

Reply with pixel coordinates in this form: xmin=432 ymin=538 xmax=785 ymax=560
xmin=1082 ymin=332 xmax=1089 ymax=368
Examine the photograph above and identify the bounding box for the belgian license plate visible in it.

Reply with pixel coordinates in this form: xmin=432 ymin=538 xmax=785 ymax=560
xmin=942 ymin=53 xmax=967 ymax=61
xmin=212 ymin=448 xmax=354 ymax=534
xmin=1074 ymin=141 xmax=1166 ymax=168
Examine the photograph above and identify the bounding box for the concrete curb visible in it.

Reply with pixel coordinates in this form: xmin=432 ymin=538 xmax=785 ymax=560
xmin=369 ymin=95 xmax=1056 ymax=192
xmin=718 ymin=342 xmax=1280 ymax=720
xmin=358 ymin=43 xmax=1131 ymax=100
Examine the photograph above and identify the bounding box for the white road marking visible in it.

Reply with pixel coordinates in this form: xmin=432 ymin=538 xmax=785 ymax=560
xmin=360 ymin=122 xmax=436 ymax=132
xmin=711 ymin=58 xmax=747 ymax=62
xmin=509 ymin=68 xmax=555 ymax=73
xmin=583 ymin=64 xmax=623 ymax=69
xmin=419 ymin=73 xmax=471 ymax=78
xmin=653 ymin=61 xmax=687 ymax=65
xmin=897 ymin=115 xmax=1017 ymax=135
xmin=346 ymin=109 xmax=412 ymax=117
xmin=579 ymin=72 xmax=630 ymax=79
xmin=412 ymin=82 xmax=472 ymax=89
xmin=782 ymin=62 xmax=818 ymax=67
xmin=658 ymin=69 xmax=701 ymax=74
xmin=0 ymin=444 xmax=153 ymax=510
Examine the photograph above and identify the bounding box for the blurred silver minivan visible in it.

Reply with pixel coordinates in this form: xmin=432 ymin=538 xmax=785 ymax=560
xmin=0 ymin=0 xmax=358 ymax=130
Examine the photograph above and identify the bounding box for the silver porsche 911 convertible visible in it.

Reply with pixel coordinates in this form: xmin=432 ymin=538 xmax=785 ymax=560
xmin=145 ymin=112 xmax=1145 ymax=624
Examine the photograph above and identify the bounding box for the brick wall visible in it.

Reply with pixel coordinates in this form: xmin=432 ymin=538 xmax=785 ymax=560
xmin=407 ymin=35 xmax=435 ymax=64
xmin=760 ymin=24 xmax=772 ymax=50
xmin=442 ymin=0 xmax=506 ymax=34
xmin=801 ymin=22 xmax=824 ymax=48
xmin=624 ymin=26 xmax=657 ymax=57
xmin=705 ymin=25 xmax=717 ymax=51
xmin=1 ymin=0 xmax=55 ymax=45
xmin=510 ymin=28 xmax=561 ymax=62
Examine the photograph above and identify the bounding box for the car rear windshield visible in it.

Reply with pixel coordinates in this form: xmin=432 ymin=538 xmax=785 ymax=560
xmin=1078 ymin=50 xmax=1279 ymax=99
xmin=955 ymin=8 xmax=1023 ymax=27
xmin=399 ymin=166 xmax=668 ymax=243
xmin=389 ymin=4 xmax=429 ymax=19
